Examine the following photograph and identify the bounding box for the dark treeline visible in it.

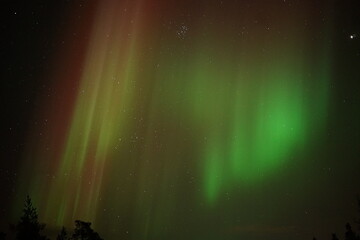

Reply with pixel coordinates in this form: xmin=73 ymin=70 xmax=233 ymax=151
xmin=0 ymin=195 xmax=102 ymax=240
xmin=2 ymin=196 xmax=360 ymax=239
xmin=313 ymin=198 xmax=360 ymax=240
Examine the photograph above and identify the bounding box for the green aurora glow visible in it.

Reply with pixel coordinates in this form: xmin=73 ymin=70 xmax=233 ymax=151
xmin=14 ymin=1 xmax=334 ymax=239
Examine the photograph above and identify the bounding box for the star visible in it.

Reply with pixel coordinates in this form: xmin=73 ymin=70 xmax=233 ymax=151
xmin=176 ymin=24 xmax=189 ymax=39
xmin=350 ymin=34 xmax=356 ymax=39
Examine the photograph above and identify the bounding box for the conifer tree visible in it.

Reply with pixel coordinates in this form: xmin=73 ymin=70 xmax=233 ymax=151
xmin=345 ymin=223 xmax=357 ymax=240
xmin=57 ymin=227 xmax=68 ymax=240
xmin=332 ymin=233 xmax=340 ymax=240
xmin=0 ymin=231 xmax=6 ymax=240
xmin=15 ymin=195 xmax=48 ymax=240
xmin=72 ymin=220 xmax=103 ymax=240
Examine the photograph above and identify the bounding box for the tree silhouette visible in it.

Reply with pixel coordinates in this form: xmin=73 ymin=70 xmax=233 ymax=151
xmin=332 ymin=233 xmax=340 ymax=240
xmin=0 ymin=232 xmax=6 ymax=240
xmin=72 ymin=220 xmax=103 ymax=240
xmin=345 ymin=223 xmax=357 ymax=240
xmin=57 ymin=227 xmax=68 ymax=240
xmin=15 ymin=195 xmax=48 ymax=240
xmin=356 ymin=197 xmax=360 ymax=231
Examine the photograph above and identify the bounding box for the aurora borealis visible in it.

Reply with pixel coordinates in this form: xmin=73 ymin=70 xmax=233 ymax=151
xmin=2 ymin=0 xmax=360 ymax=240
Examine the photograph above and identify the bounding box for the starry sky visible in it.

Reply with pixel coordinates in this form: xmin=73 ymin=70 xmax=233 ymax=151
xmin=1 ymin=0 xmax=360 ymax=240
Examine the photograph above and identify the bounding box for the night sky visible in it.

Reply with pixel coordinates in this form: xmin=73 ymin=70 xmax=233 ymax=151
xmin=1 ymin=0 xmax=360 ymax=240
